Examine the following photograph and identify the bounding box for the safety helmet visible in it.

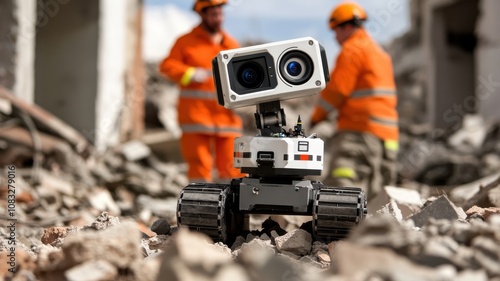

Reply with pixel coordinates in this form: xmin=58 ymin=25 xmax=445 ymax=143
xmin=329 ymin=2 xmax=367 ymax=29
xmin=193 ymin=0 xmax=227 ymax=13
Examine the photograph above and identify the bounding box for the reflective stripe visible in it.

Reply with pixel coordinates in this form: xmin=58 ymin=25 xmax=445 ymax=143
xmin=332 ymin=167 xmax=356 ymax=179
xmin=181 ymin=124 xmax=216 ymax=134
xmin=180 ymin=67 xmax=196 ymax=86
xmin=384 ymin=140 xmax=399 ymax=151
xmin=181 ymin=124 xmax=242 ymax=134
xmin=318 ymin=97 xmax=335 ymax=112
xmin=216 ymin=127 xmax=242 ymax=134
xmin=180 ymin=90 xmax=217 ymax=100
xmin=370 ymin=116 xmax=398 ymax=127
xmin=351 ymin=88 xmax=396 ymax=99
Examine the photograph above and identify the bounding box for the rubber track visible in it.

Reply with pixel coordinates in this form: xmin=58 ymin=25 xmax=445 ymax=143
xmin=313 ymin=187 xmax=367 ymax=242
xmin=177 ymin=184 xmax=228 ymax=242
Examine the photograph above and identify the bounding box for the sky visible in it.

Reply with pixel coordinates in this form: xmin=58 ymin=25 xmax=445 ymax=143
xmin=143 ymin=0 xmax=411 ymax=64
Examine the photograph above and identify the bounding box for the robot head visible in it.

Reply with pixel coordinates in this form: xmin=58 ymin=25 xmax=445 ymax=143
xmin=212 ymin=37 xmax=330 ymax=109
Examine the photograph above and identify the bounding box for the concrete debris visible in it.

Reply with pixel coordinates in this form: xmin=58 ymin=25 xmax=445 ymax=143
xmin=376 ymin=200 xmax=404 ymax=221
xmin=408 ymin=195 xmax=467 ymax=228
xmin=274 ymin=229 xmax=312 ymax=256
xmin=466 ymin=206 xmax=500 ymax=220
xmin=41 ymin=227 xmax=68 ymax=247
xmin=1 ymin=64 xmax=500 ymax=281
xmin=120 ymin=140 xmax=152 ymax=161
xmin=64 ymin=260 xmax=117 ymax=281
xmin=331 ymin=242 xmax=455 ymax=281
xmin=368 ymin=186 xmax=422 ymax=218
xmin=155 ymin=228 xmax=232 ymax=281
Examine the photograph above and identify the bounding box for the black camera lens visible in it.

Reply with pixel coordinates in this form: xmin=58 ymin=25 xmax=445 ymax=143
xmin=237 ymin=62 xmax=264 ymax=89
xmin=286 ymin=61 xmax=302 ymax=77
xmin=279 ymin=51 xmax=313 ymax=85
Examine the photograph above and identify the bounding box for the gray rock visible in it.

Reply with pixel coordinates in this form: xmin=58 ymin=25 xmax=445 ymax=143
xmin=349 ymin=214 xmax=425 ymax=254
xmin=156 ymin=228 xmax=233 ymax=281
xmin=408 ymin=196 xmax=467 ymax=228
xmin=230 ymin=236 xmax=246 ymax=251
xmin=151 ymin=218 xmax=171 ymax=235
xmin=237 ymin=238 xmax=275 ymax=268
xmin=275 ymin=229 xmax=312 ymax=256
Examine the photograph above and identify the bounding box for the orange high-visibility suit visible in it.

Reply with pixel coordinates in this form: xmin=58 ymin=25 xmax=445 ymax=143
xmin=160 ymin=24 xmax=243 ymax=182
xmin=311 ymin=28 xmax=399 ymax=198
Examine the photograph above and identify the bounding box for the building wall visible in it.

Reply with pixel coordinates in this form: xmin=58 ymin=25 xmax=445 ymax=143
xmin=0 ymin=0 xmax=17 ymax=91
xmin=34 ymin=0 xmax=100 ymax=142
xmin=476 ymin=0 xmax=500 ymax=121
xmin=0 ymin=0 xmax=36 ymax=103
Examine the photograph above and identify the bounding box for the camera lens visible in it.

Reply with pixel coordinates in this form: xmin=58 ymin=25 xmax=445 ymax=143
xmin=279 ymin=51 xmax=313 ymax=85
xmin=237 ymin=62 xmax=264 ymax=89
xmin=286 ymin=61 xmax=302 ymax=77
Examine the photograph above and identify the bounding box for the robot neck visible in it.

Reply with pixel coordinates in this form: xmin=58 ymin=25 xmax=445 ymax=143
xmin=254 ymin=101 xmax=286 ymax=137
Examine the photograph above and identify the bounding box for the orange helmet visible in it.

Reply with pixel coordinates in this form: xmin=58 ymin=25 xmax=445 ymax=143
xmin=329 ymin=2 xmax=367 ymax=29
xmin=193 ymin=0 xmax=227 ymax=13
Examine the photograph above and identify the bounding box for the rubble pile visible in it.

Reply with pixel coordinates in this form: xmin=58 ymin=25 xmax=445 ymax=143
xmin=399 ymin=115 xmax=500 ymax=188
xmin=2 ymin=195 xmax=500 ymax=281
xmin=0 ymin=88 xmax=188 ymax=229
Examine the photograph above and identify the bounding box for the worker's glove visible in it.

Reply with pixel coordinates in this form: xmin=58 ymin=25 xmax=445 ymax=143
xmin=192 ymin=68 xmax=212 ymax=83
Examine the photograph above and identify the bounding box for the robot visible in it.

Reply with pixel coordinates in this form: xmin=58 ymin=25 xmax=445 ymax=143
xmin=176 ymin=38 xmax=367 ymax=244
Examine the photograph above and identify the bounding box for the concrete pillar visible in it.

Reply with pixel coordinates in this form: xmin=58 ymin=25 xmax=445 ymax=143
xmin=0 ymin=0 xmax=17 ymax=91
xmin=14 ymin=0 xmax=37 ymax=103
xmin=96 ymin=0 xmax=127 ymax=151
xmin=119 ymin=0 xmax=145 ymax=142
xmin=96 ymin=0 xmax=144 ymax=151
xmin=0 ymin=0 xmax=36 ymax=102
xmin=476 ymin=0 xmax=500 ymax=121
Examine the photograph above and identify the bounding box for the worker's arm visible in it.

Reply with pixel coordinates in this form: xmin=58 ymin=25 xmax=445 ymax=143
xmin=159 ymin=39 xmax=209 ymax=86
xmin=311 ymin=49 xmax=361 ymax=125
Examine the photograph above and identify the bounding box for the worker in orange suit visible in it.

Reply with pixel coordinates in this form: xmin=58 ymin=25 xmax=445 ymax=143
xmin=159 ymin=0 xmax=244 ymax=182
xmin=310 ymin=2 xmax=399 ymax=199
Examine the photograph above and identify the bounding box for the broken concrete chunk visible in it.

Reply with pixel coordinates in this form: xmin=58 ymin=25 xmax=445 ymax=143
xmin=230 ymin=236 xmax=245 ymax=251
xmin=466 ymin=205 xmax=500 ymax=220
xmin=376 ymin=200 xmax=404 ymax=221
xmin=85 ymin=212 xmax=121 ymax=231
xmin=62 ymin=222 xmax=141 ymax=269
xmin=87 ymin=188 xmax=121 ymax=216
xmin=368 ymin=186 xmax=422 ymax=218
xmin=156 ymin=228 xmax=232 ymax=281
xmin=408 ymin=196 xmax=466 ymax=228
xmin=275 ymin=229 xmax=312 ymax=256
xmin=41 ymin=227 xmax=68 ymax=246
xmin=237 ymin=238 xmax=275 ymax=269
xmin=120 ymin=140 xmax=152 ymax=161
xmin=331 ymin=242 xmax=456 ymax=281
xmin=64 ymin=260 xmax=117 ymax=281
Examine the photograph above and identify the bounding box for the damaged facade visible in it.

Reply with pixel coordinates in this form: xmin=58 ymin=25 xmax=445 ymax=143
xmin=390 ymin=0 xmax=500 ymax=130
xmin=0 ymin=0 xmax=145 ymax=150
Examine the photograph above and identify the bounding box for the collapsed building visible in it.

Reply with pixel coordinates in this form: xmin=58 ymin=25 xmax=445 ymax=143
xmin=0 ymin=0 xmax=145 ymax=151
xmin=389 ymin=0 xmax=500 ymax=186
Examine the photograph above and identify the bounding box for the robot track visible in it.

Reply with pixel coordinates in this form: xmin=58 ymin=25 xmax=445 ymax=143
xmin=177 ymin=183 xmax=246 ymax=244
xmin=312 ymin=187 xmax=367 ymax=242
